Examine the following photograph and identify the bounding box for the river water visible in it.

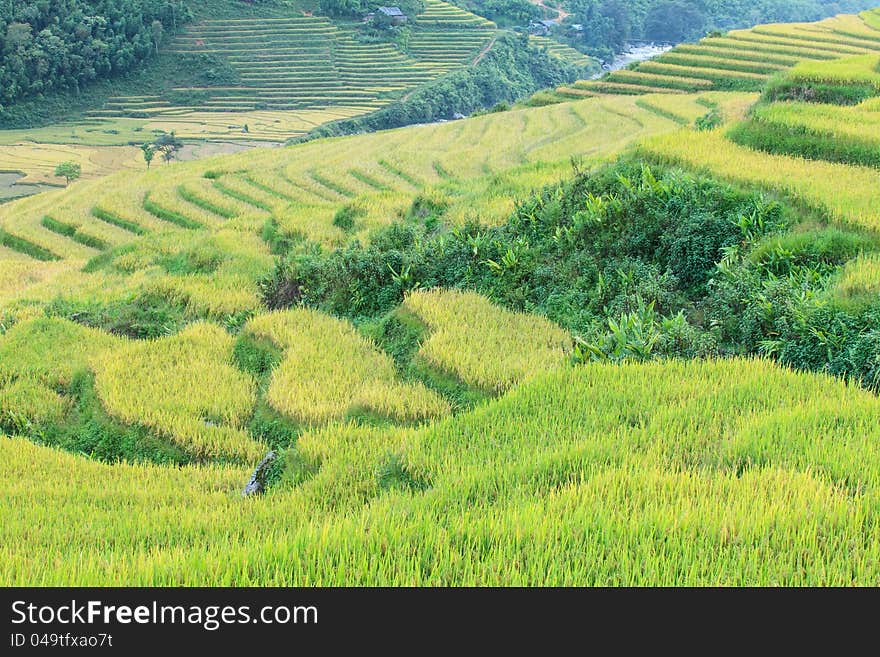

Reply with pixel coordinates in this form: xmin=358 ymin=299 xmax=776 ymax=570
xmin=593 ymin=43 xmax=674 ymax=77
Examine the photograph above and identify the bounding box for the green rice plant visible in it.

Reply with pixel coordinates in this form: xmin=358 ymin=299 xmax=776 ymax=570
xmin=778 ymin=53 xmax=880 ymax=93
xmin=5 ymin=358 xmax=880 ymax=585
xmin=657 ymin=52 xmax=787 ymax=75
xmin=0 ymin=316 xmax=121 ymax=387
xmin=92 ymin=322 xmax=263 ymax=461
xmin=606 ymin=70 xmax=715 ymax=92
xmin=729 ymin=100 xmax=880 ymax=167
xmin=641 ymin=129 xmax=880 ymax=232
xmin=636 ymin=61 xmax=769 ymax=90
xmin=0 ymin=378 xmax=69 ymax=431
xmin=244 ymin=309 xmax=450 ymax=425
xmin=403 ymin=289 xmax=571 ymax=393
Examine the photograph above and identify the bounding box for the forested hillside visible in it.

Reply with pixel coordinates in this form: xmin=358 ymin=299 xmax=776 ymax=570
xmin=0 ymin=0 xmax=190 ymax=109
xmin=562 ymin=0 xmax=880 ymax=58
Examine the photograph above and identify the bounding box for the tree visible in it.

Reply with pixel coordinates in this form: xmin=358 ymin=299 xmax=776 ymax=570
xmin=644 ymin=1 xmax=706 ymax=43
xmin=150 ymin=20 xmax=164 ymax=55
xmin=153 ymin=131 xmax=183 ymax=164
xmin=54 ymin=161 xmax=81 ymax=186
xmin=141 ymin=143 xmax=156 ymax=169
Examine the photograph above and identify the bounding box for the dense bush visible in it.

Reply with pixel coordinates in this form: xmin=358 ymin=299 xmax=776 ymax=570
xmin=0 ymin=0 xmax=191 ymax=110
xmin=261 ymin=161 xmax=788 ymax=348
xmin=459 ymin=0 xmax=543 ymax=26
xmin=261 ymin=157 xmax=880 ymax=388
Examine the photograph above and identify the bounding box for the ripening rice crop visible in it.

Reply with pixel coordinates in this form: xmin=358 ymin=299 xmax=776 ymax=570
xmin=403 ymin=289 xmax=571 ymax=393
xmin=785 ymin=54 xmax=880 ymax=90
xmin=641 ymin=129 xmax=880 ymax=232
xmin=863 ymin=9 xmax=880 ymax=32
xmin=0 ymin=378 xmax=69 ymax=428
xmin=91 ymin=322 xmax=263 ymax=461
xmin=828 ymin=254 xmax=880 ymax=306
xmin=636 ymin=61 xmax=769 ymax=85
xmin=5 ymin=357 xmax=880 ymax=585
xmin=748 ymin=100 xmax=880 ymax=141
xmin=0 ymin=317 xmax=122 ymax=387
xmin=244 ymin=309 xmax=450 ymax=425
xmin=0 ymin=258 xmax=68 ymax=305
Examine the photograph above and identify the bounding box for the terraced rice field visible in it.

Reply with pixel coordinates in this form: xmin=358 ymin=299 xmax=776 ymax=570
xmin=84 ymin=1 xmax=497 ymax=142
xmin=7 ymin=10 xmax=880 ymax=587
xmin=574 ymin=8 xmax=880 ymax=96
xmin=0 ymin=92 xmax=724 ymax=301
xmin=529 ymin=36 xmax=596 ymax=69
xmin=6 ymin=356 xmax=880 ymax=584
xmin=0 ymin=143 xmax=142 ymax=185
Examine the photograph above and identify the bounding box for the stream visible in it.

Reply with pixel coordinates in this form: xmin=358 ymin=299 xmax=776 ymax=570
xmin=594 ymin=43 xmax=674 ymax=77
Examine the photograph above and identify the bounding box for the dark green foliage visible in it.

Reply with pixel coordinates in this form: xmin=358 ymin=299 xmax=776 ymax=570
xmin=458 ymin=0 xmax=543 ymax=26
xmin=644 ymin=1 xmax=706 ymax=43
xmin=707 ymin=257 xmax=880 ymax=389
xmin=319 ymin=0 xmax=424 ymax=18
xmin=261 ymin=217 xmax=302 ymax=256
xmin=263 ymin=155 xmax=880 ymax=390
xmin=564 ymin=0 xmax=878 ymax=61
xmin=261 ymin=159 xmax=788 ymax=345
xmin=0 ymin=0 xmax=192 ymax=110
xmin=0 ymin=228 xmax=60 ymax=260
xmin=748 ymin=228 xmax=873 ymax=276
xmin=695 ymin=109 xmax=723 ymax=130
xmin=332 ymin=205 xmax=364 ymax=231
xmin=44 ymin=293 xmax=188 ymax=339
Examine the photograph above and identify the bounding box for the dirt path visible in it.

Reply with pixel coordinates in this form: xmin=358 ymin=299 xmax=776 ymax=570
xmin=529 ymin=0 xmax=570 ymax=21
xmin=471 ymin=35 xmax=498 ymax=66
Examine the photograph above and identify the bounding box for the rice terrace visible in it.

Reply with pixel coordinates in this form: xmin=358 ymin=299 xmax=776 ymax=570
xmin=4 ymin=0 xmax=880 ymax=590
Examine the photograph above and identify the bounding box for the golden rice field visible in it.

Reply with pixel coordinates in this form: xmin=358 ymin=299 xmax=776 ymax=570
xmin=1 ymin=92 xmax=723 ymax=320
xmin=403 ymin=289 xmax=571 ymax=393
xmin=5 ymin=358 xmax=880 ymax=585
xmin=245 ymin=309 xmax=449 ymax=425
xmin=0 ymin=143 xmax=143 ymax=185
xmin=574 ymin=8 xmax=880 ymax=96
xmin=640 ymin=129 xmax=880 ymax=232
xmin=6 ymin=9 xmax=880 ymax=586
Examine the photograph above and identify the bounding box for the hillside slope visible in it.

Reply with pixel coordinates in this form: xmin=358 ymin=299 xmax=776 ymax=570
xmin=4 ymin=8 xmax=880 ymax=586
